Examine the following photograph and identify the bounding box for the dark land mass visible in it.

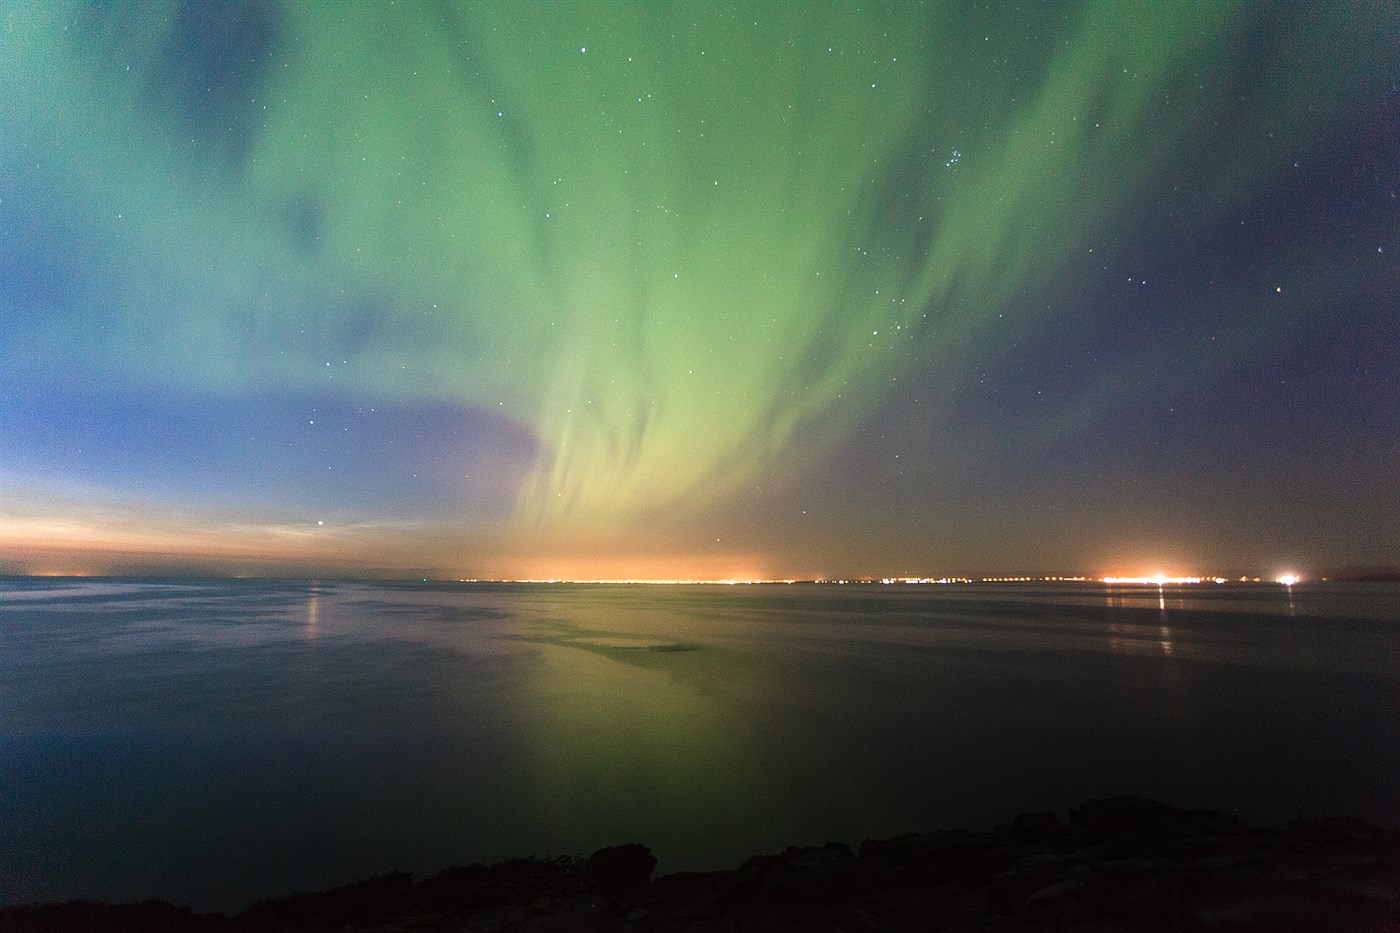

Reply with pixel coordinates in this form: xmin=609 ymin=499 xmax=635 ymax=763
xmin=3 ymin=797 xmax=1397 ymax=932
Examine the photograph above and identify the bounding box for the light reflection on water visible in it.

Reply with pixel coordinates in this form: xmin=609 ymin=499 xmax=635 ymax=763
xmin=0 ymin=578 xmax=1397 ymax=912
xmin=305 ymin=585 xmax=319 ymax=632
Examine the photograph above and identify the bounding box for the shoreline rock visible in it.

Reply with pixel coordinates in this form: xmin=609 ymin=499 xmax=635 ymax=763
xmin=3 ymin=796 xmax=1396 ymax=932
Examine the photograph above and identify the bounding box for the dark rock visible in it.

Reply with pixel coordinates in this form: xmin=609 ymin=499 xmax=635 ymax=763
xmin=588 ymin=843 xmax=658 ymax=894
xmin=1069 ymin=795 xmax=1256 ymax=841
xmin=6 ymin=798 xmax=1399 ymax=932
xmin=234 ymin=872 xmax=415 ymax=931
xmin=1021 ymin=877 xmax=1087 ymax=927
xmin=0 ymin=899 xmax=226 ymax=933
xmin=859 ymin=829 xmax=978 ymax=877
xmin=965 ymin=916 xmax=1053 ymax=933
xmin=417 ymin=855 xmax=586 ymax=910
xmin=1001 ymin=810 xmax=1060 ymax=841
xmin=736 ymin=842 xmax=858 ymax=901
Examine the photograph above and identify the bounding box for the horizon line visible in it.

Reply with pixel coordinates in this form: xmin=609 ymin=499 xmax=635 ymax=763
xmin=8 ymin=571 xmax=1393 ymax=585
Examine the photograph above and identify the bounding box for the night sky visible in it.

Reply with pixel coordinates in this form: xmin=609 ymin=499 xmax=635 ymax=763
xmin=2 ymin=1 xmax=1397 ymax=581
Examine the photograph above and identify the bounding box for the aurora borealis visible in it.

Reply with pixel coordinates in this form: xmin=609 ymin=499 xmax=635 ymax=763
xmin=2 ymin=1 xmax=1397 ymax=580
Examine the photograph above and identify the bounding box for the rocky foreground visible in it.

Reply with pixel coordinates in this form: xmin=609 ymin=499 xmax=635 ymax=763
xmin=3 ymin=797 xmax=1397 ymax=932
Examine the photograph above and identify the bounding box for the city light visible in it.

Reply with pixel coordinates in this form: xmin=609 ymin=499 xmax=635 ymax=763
xmin=1100 ymin=576 xmax=1229 ymax=585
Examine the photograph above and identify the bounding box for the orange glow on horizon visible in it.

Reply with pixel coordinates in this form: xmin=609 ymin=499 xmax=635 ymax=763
xmin=0 ymin=513 xmax=1313 ymax=585
xmin=1101 ymin=575 xmax=1228 ymax=585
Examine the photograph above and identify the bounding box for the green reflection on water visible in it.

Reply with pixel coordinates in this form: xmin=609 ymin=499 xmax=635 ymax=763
xmin=503 ymin=614 xmax=791 ymax=867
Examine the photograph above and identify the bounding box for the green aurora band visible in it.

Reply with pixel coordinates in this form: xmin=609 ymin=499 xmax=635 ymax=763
xmin=0 ymin=1 xmax=1371 ymax=538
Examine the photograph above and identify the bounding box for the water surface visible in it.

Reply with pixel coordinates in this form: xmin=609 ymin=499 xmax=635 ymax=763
xmin=2 ymin=578 xmax=1396 ymax=911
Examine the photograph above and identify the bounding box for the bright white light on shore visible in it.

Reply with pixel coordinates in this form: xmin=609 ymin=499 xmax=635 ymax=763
xmin=1277 ymin=574 xmax=1299 ymax=586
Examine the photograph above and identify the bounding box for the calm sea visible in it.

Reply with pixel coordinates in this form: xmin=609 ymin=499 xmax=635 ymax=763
xmin=1 ymin=577 xmax=1397 ymax=911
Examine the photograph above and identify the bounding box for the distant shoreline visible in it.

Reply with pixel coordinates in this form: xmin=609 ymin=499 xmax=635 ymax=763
xmin=6 ymin=572 xmax=1400 ymax=584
